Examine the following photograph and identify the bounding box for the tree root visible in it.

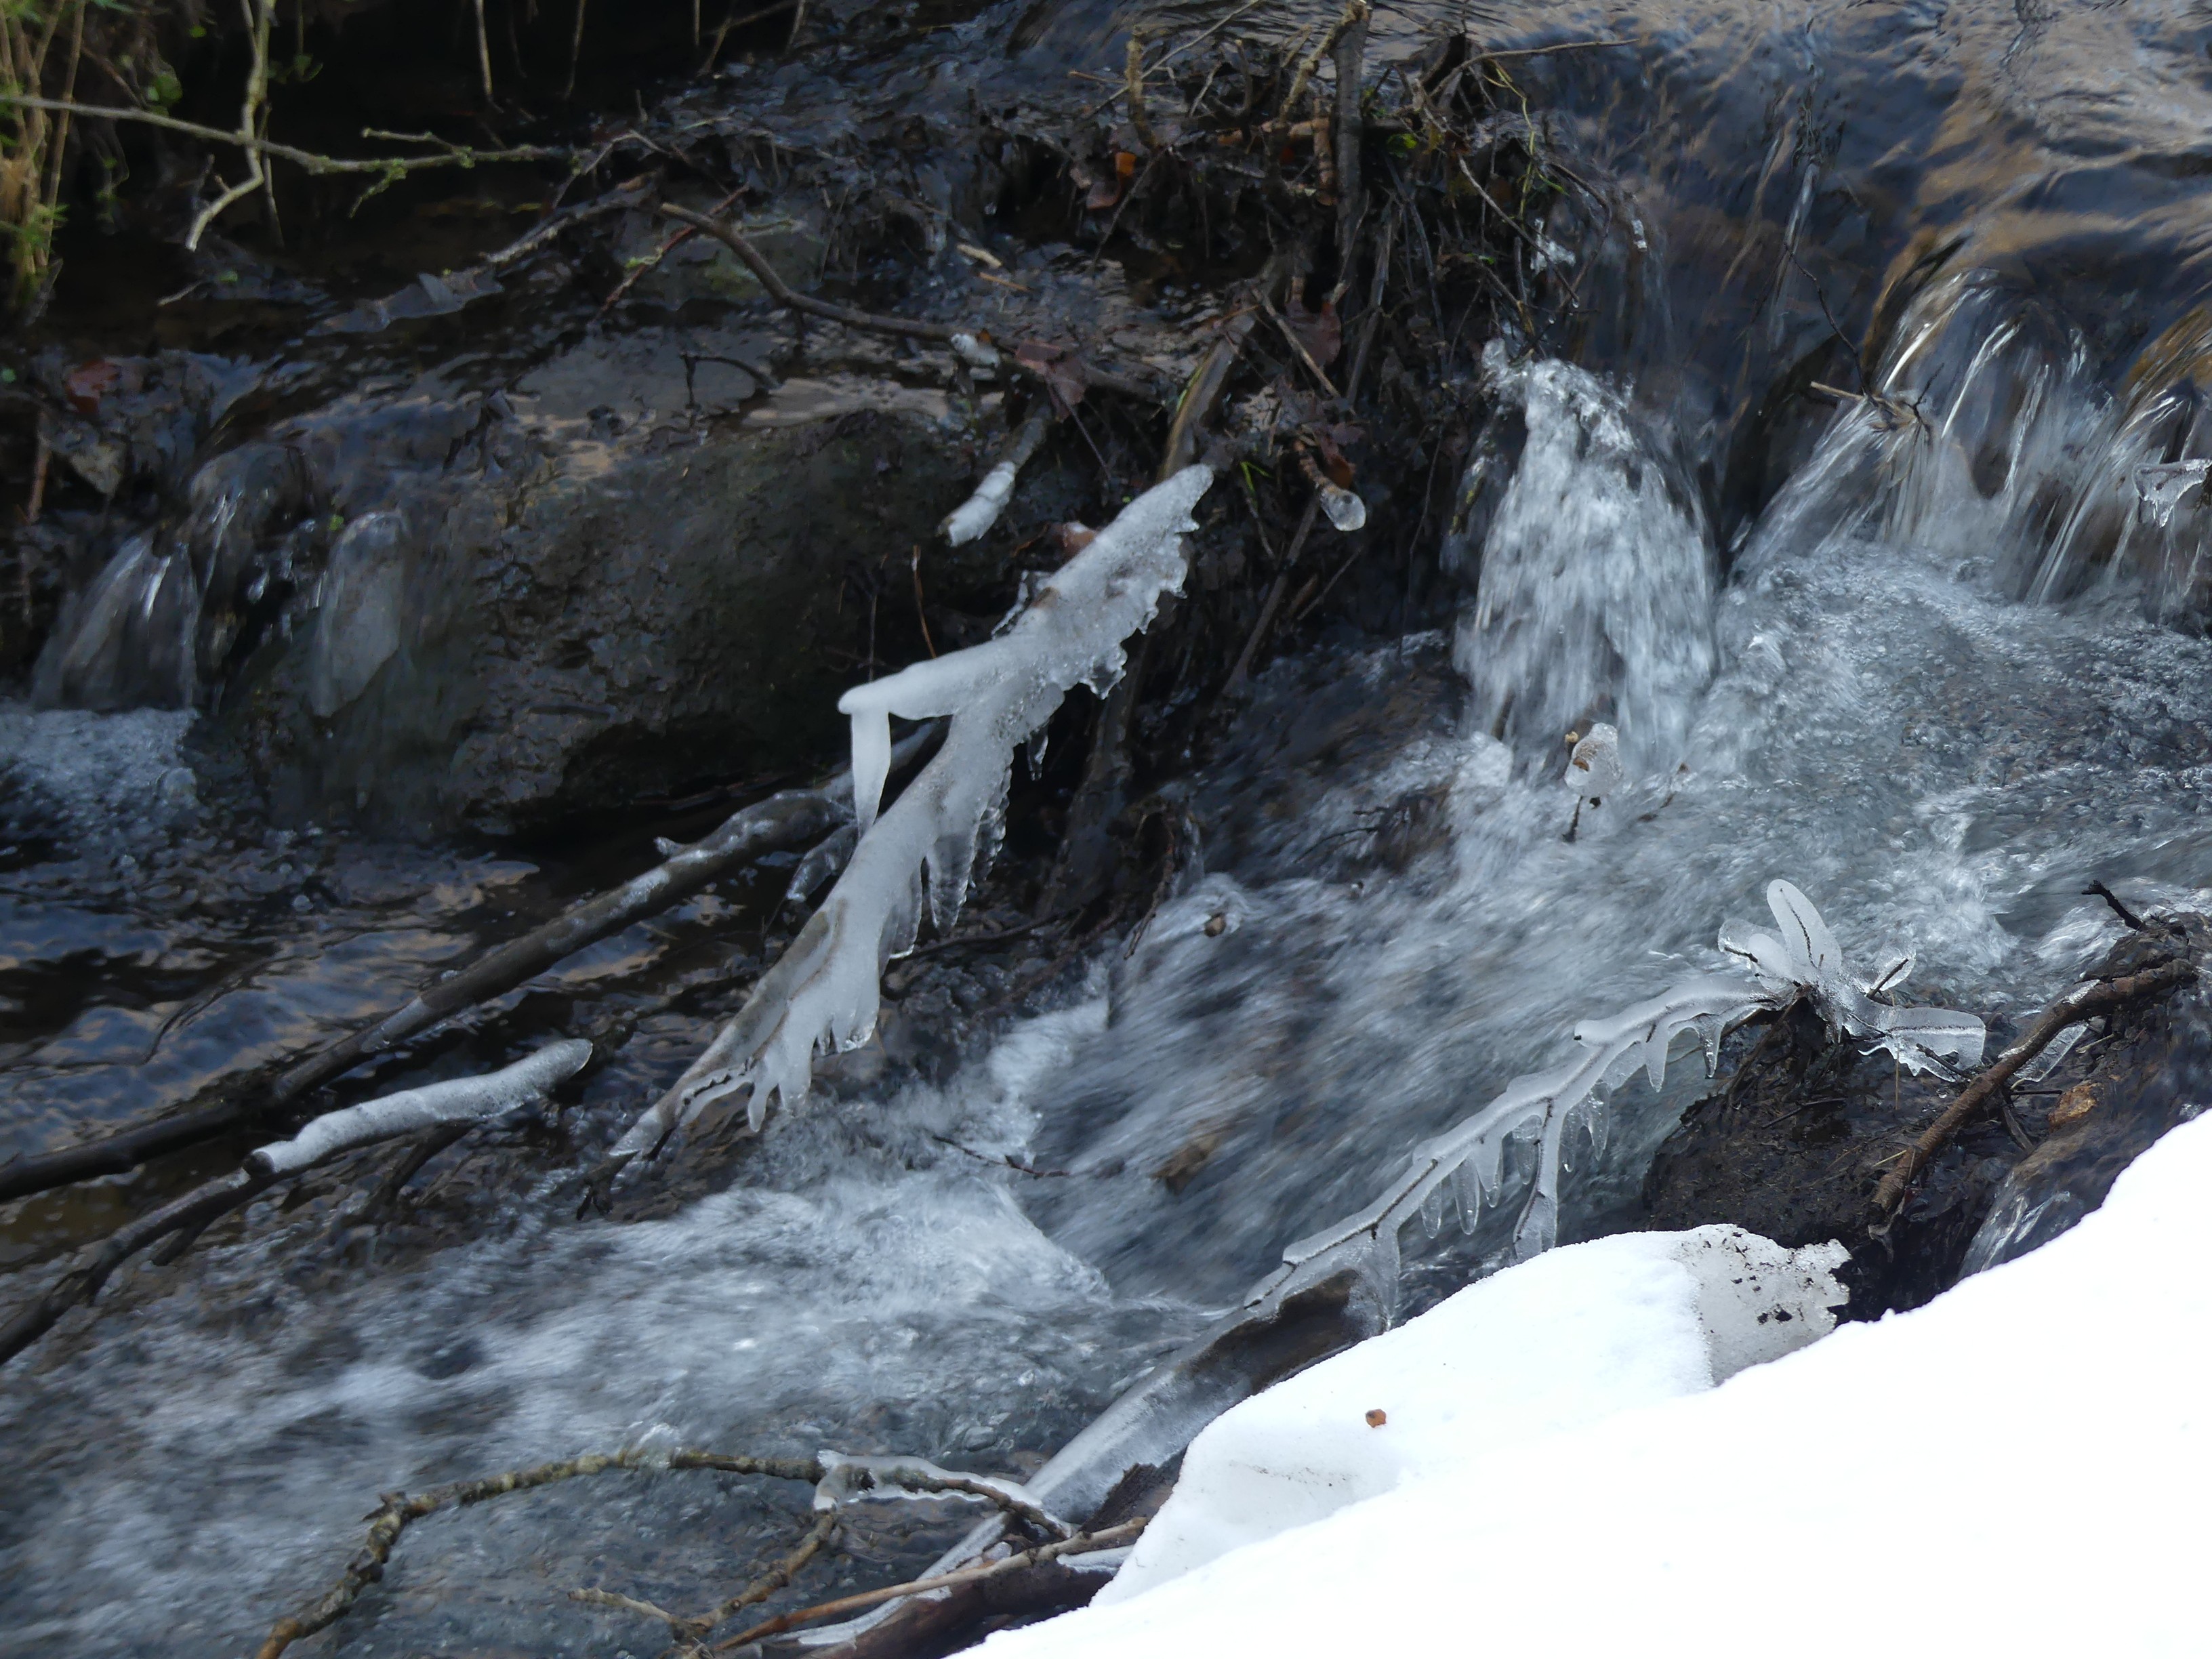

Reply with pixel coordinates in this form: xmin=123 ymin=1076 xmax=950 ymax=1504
xmin=1872 ymin=956 xmax=2199 ymax=1212
xmin=257 ymin=1446 xmax=1084 ymax=1658
xmin=711 ymin=1516 xmax=1147 ymax=1651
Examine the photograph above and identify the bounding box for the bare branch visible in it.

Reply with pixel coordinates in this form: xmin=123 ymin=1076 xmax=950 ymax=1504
xmin=1872 ymin=957 xmax=2198 ymax=1211
xmin=712 ymin=1517 xmax=1147 ymax=1650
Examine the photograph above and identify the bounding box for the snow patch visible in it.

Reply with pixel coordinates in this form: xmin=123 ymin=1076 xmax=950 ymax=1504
xmin=1099 ymin=1225 xmax=1843 ymax=1602
xmin=988 ymin=1114 xmax=2212 ymax=1659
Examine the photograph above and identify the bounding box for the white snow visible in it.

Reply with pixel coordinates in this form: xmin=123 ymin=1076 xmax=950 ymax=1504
xmin=987 ymin=1113 xmax=2212 ymax=1659
xmin=1097 ymin=1226 xmax=1844 ymax=1603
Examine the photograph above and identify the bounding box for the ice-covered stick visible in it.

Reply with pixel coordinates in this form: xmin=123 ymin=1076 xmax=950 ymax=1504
xmin=605 ymin=464 xmax=1214 ymax=1168
xmin=0 ymin=1042 xmax=594 ymax=1370
xmin=248 ymin=1039 xmax=593 ymax=1176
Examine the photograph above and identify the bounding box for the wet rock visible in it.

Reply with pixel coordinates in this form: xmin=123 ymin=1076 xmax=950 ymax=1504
xmin=225 ymin=322 xmax=985 ymax=834
xmin=1644 ymin=916 xmax=2211 ymax=1317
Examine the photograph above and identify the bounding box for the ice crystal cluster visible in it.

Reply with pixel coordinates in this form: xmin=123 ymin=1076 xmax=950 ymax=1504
xmin=611 ymin=464 xmax=1214 ymax=1160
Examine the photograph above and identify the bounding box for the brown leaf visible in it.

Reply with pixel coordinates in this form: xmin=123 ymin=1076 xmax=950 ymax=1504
xmin=1015 ymin=340 xmax=1088 ymax=415
xmin=64 ymin=360 xmax=122 ymax=417
xmin=1284 ymin=293 xmax=1341 ymax=369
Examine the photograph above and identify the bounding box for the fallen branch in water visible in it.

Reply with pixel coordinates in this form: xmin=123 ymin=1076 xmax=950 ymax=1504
xmin=0 ymin=1042 xmax=590 ymax=1370
xmin=0 ymin=1168 xmax=273 ymax=1370
xmin=575 ymin=1507 xmax=838 ymax=1652
xmin=1872 ymin=956 xmax=2198 ymax=1212
xmin=0 ymin=739 xmax=937 ymax=1207
xmin=712 ymin=1516 xmax=1147 ymax=1650
xmin=257 ymin=1445 xmax=1072 ymax=1658
xmin=248 ymin=1040 xmax=592 ymax=1176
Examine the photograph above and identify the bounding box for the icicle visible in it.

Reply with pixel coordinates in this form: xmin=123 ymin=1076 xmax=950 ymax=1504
xmin=608 ymin=466 xmax=1214 ymax=1164
xmin=1417 ymin=1183 xmax=1448 ymax=1239
xmin=1450 ymin=1160 xmax=1482 ymax=1233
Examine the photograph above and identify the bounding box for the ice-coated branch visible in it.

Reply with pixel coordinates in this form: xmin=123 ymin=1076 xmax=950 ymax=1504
xmin=1720 ymin=879 xmax=1985 ymax=1076
xmin=1271 ymin=973 xmax=1775 ymax=1297
xmin=248 ymin=1040 xmax=593 ymax=1177
xmin=813 ymin=1452 xmax=1075 ymax=1538
xmin=607 ymin=464 xmax=1214 ymax=1166
xmin=943 ymin=407 xmax=1051 ymax=546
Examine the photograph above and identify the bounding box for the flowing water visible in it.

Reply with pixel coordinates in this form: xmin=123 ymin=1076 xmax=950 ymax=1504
xmin=12 ymin=0 xmax=2212 ymax=1652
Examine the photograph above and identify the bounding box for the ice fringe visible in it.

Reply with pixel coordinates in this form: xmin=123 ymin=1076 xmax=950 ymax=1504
xmin=607 ymin=464 xmax=1215 ymax=1162
xmin=1256 ymin=879 xmax=1985 ymax=1305
xmin=249 ymin=1038 xmax=593 ymax=1177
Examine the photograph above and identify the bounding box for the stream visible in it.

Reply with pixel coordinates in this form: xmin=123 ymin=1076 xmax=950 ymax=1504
xmin=9 ymin=0 xmax=2212 ymax=1653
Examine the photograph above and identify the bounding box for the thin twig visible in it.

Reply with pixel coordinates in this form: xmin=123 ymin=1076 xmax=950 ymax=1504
xmin=1872 ymin=957 xmax=2198 ymax=1212
xmin=712 ymin=1518 xmax=1148 ymax=1650
xmin=0 ymin=96 xmax=558 ymax=177
xmin=257 ymin=1450 xmax=825 ymax=1658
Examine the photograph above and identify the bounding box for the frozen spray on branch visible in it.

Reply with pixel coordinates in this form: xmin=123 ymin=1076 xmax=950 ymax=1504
xmin=1254 ymin=880 xmax=1984 ymax=1309
xmin=608 ymin=465 xmax=1216 ymax=1164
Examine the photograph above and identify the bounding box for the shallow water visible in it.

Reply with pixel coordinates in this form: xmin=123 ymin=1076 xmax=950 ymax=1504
xmin=12 ymin=0 xmax=2212 ymax=1653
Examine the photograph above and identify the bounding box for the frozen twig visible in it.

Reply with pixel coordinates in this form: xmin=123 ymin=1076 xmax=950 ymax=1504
xmin=0 ymin=1042 xmax=587 ymax=1370
xmin=943 ymin=406 xmax=1051 ymax=545
xmin=601 ymin=466 xmax=1213 ymax=1172
xmin=1872 ymin=956 xmax=2197 ymax=1212
xmin=247 ymin=1040 xmax=592 ymax=1177
xmin=815 ymin=1452 xmax=1074 ymax=1538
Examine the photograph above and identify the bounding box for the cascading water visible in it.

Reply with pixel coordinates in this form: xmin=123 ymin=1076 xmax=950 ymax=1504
xmin=14 ymin=2 xmax=2212 ymax=1654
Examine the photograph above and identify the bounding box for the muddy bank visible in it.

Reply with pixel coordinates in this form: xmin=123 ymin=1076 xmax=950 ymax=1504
xmin=1645 ymin=912 xmax=2212 ymax=1315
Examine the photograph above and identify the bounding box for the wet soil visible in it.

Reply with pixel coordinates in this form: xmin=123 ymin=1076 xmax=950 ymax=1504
xmin=1645 ymin=915 xmax=2212 ymax=1316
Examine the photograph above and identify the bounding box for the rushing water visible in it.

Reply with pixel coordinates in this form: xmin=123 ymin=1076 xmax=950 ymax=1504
xmin=13 ymin=0 xmax=2212 ymax=1653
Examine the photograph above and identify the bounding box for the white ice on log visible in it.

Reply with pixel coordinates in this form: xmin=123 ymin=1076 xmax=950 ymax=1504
xmin=1098 ymin=1225 xmax=1845 ymax=1603
xmin=985 ymin=1111 xmax=2212 ymax=1659
xmin=249 ymin=1038 xmax=592 ymax=1176
xmin=613 ymin=464 xmax=1213 ymax=1156
xmin=1721 ymin=878 xmax=1985 ymax=1075
xmin=942 ymin=411 xmax=1050 ymax=547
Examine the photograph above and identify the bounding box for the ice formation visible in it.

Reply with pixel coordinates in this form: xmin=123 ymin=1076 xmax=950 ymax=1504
xmin=1719 ymin=879 xmax=1986 ymax=1076
xmin=1250 ymin=878 xmax=1983 ymax=1283
xmin=248 ymin=1039 xmax=592 ymax=1176
xmin=1098 ymin=1225 xmax=1845 ymax=1602
xmin=610 ymin=464 xmax=1214 ymax=1160
xmin=984 ymin=1111 xmax=2212 ymax=1659
xmin=942 ymin=411 xmax=1050 ymax=546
